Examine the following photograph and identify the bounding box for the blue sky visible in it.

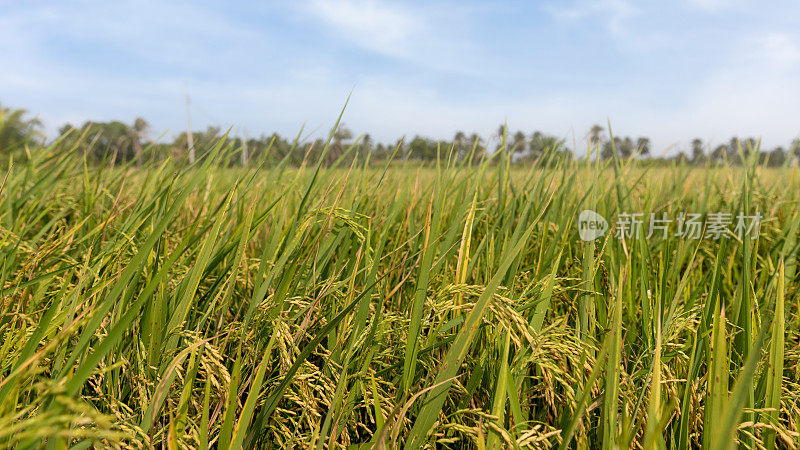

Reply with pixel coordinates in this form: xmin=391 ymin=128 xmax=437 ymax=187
xmin=1 ymin=0 xmax=799 ymax=155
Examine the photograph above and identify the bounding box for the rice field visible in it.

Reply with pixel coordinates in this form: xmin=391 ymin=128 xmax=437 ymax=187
xmin=2 ymin=131 xmax=799 ymax=449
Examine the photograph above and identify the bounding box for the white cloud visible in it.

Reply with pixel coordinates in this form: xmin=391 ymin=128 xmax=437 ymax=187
xmin=546 ymin=0 xmax=639 ymax=36
xmin=298 ymin=0 xmax=480 ymax=75
xmin=303 ymin=0 xmax=423 ymax=57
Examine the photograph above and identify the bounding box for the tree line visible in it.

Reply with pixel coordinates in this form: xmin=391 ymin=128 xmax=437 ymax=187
xmin=1 ymin=101 xmax=797 ymax=167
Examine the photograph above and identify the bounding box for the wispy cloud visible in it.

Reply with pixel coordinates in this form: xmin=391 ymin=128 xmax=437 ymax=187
xmin=303 ymin=0 xmax=423 ymax=57
xmin=546 ymin=0 xmax=639 ymax=36
xmin=297 ymin=0 xmax=480 ymax=75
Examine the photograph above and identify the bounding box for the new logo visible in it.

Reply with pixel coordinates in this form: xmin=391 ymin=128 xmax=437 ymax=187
xmin=578 ymin=209 xmax=608 ymax=241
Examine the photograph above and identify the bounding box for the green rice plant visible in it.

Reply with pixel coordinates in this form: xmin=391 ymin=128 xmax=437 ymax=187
xmin=1 ymin=129 xmax=799 ymax=449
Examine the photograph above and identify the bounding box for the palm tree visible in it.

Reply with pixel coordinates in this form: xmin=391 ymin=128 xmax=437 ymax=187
xmin=0 ymin=103 xmax=42 ymax=155
xmin=362 ymin=133 xmax=373 ymax=152
xmin=453 ymin=131 xmax=466 ymax=159
xmin=131 ymin=117 xmax=149 ymax=165
xmin=511 ymin=131 xmax=526 ymax=159
xmin=601 ymin=136 xmax=629 ymax=160
xmin=469 ymin=133 xmax=484 ymax=162
xmin=331 ymin=124 xmax=353 ymax=166
xmin=602 ymin=136 xmax=634 ymax=160
xmin=727 ymin=137 xmax=740 ymax=162
xmin=619 ymin=137 xmax=634 ymax=159
xmin=691 ymin=138 xmax=704 ymax=163
xmin=496 ymin=124 xmax=507 ymax=152
xmin=635 ymin=137 xmax=651 ymax=157
xmin=587 ymin=124 xmax=604 ymax=148
xmin=711 ymin=144 xmax=727 ymax=164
